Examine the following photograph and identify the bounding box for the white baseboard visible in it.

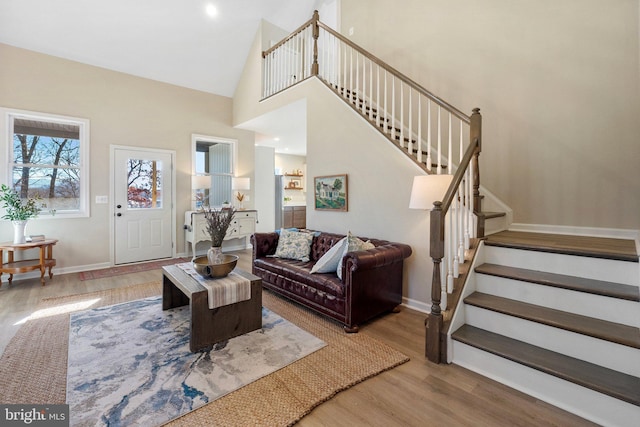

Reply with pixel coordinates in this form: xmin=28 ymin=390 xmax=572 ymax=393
xmin=402 ymin=296 xmax=429 ymax=314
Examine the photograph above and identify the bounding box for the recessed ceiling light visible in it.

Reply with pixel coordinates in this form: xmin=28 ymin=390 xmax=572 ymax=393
xmin=274 ymin=137 xmax=280 ymax=141
xmin=205 ymin=4 xmax=218 ymax=17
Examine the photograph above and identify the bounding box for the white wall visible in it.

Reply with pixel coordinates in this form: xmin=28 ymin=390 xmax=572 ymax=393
xmin=255 ymin=146 xmax=276 ymax=232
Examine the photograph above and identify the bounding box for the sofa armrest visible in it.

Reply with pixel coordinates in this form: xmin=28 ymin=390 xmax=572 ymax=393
xmin=341 ymin=242 xmax=412 ymax=328
xmin=341 ymin=243 xmax=412 ymax=273
xmin=251 ymin=232 xmax=279 ymax=259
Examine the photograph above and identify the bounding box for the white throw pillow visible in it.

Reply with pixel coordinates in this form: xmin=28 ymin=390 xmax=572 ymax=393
xmin=337 ymin=232 xmax=375 ymax=280
xmin=273 ymin=228 xmax=314 ymax=262
xmin=310 ymin=237 xmax=347 ymax=274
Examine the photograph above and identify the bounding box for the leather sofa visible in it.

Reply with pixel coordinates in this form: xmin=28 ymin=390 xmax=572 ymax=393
xmin=251 ymin=231 xmax=412 ymax=332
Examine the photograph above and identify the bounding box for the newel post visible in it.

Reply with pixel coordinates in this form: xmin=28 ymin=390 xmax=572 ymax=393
xmin=426 ymin=201 xmax=445 ymax=363
xmin=470 ymin=108 xmax=483 ymax=236
xmin=311 ymin=10 xmax=320 ymax=76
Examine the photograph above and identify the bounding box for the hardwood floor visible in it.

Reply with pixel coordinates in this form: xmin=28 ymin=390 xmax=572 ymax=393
xmin=0 ymin=250 xmax=597 ymax=426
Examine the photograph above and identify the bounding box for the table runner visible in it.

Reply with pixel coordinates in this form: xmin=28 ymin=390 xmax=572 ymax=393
xmin=176 ymin=262 xmax=251 ymax=309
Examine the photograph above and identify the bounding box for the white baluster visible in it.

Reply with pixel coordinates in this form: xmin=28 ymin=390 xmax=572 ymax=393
xmin=400 ymin=82 xmax=404 ymax=148
xmin=458 ymin=121 xmax=465 ymax=261
xmin=355 ymin=52 xmax=359 ymax=104
xmin=426 ymin=102 xmax=432 ymax=171
xmin=437 ymin=106 xmax=442 ymax=174
xmin=408 ymin=89 xmax=412 ymax=154
xmin=391 ymin=77 xmax=396 ymax=141
xmin=448 ymin=113 xmax=452 ymax=176
xmin=349 ymin=48 xmax=353 ymax=100
xmin=369 ymin=60 xmax=373 ymax=120
xmin=453 ymin=187 xmax=460 ymax=279
xmin=361 ymin=56 xmax=367 ymax=115
xmin=384 ymin=70 xmax=388 ymax=132
xmin=376 ymin=66 xmax=381 ymax=127
xmin=468 ymin=160 xmax=474 ymax=242
xmin=446 ymin=211 xmax=454 ymax=293
xmin=342 ymin=44 xmax=347 ymax=95
xmin=417 ymin=94 xmax=422 ymax=163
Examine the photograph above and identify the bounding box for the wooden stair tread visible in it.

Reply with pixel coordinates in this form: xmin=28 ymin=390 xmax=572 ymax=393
xmin=464 ymin=292 xmax=640 ymax=348
xmin=452 ymin=325 xmax=640 ymax=406
xmin=484 ymin=230 xmax=639 ymax=262
xmin=475 ymin=263 xmax=640 ymax=302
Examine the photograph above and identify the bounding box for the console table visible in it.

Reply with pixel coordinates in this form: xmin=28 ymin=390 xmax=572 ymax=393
xmin=184 ymin=210 xmax=257 ymax=257
xmin=0 ymin=239 xmax=58 ymax=286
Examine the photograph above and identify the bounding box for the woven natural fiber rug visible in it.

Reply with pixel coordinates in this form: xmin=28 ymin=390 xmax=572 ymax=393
xmin=0 ymin=282 xmax=409 ymax=426
xmin=78 ymin=258 xmax=190 ymax=280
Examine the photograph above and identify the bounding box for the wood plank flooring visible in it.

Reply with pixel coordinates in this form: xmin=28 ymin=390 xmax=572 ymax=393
xmin=0 ymin=251 xmax=598 ymax=426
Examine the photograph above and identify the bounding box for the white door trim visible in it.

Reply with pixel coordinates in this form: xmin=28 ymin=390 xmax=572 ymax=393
xmin=109 ymin=144 xmax=177 ymax=265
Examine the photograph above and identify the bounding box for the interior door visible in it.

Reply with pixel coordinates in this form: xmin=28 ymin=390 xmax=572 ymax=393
xmin=114 ymin=148 xmax=173 ymax=264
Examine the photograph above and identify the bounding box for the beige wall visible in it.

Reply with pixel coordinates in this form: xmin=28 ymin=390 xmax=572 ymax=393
xmin=0 ymin=43 xmax=255 ymax=272
xmin=341 ymin=0 xmax=640 ymax=230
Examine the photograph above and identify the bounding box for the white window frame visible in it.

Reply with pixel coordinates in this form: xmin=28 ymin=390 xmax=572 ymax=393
xmin=191 ymin=134 xmax=238 ymax=209
xmin=1 ymin=107 xmax=91 ymax=218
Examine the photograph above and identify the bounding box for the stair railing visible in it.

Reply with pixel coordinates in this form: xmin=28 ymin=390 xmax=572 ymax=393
xmin=262 ymin=11 xmax=483 ymax=363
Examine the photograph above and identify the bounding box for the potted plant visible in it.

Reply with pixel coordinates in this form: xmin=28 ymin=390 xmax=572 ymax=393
xmin=0 ymin=184 xmax=43 ymax=244
xmin=202 ymin=205 xmax=236 ymax=264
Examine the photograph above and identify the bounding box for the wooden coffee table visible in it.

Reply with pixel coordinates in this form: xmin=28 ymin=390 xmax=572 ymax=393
xmin=162 ymin=265 xmax=262 ymax=352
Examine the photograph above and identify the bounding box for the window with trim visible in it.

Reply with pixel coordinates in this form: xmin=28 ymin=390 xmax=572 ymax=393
xmin=192 ymin=135 xmax=236 ymax=208
xmin=4 ymin=109 xmax=90 ymax=217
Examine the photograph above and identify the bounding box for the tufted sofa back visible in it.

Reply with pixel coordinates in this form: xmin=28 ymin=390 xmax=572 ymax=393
xmin=310 ymin=232 xmax=390 ymax=262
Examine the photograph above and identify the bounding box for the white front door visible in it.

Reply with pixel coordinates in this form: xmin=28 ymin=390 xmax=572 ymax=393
xmin=113 ymin=147 xmax=174 ymax=264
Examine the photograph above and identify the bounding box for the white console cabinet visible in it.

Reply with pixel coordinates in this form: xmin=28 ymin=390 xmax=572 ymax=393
xmin=185 ymin=210 xmax=257 ymax=257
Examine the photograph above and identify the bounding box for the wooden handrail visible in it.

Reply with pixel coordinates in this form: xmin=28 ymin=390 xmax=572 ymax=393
xmin=438 ymin=109 xmax=481 ymax=216
xmin=316 ymin=21 xmax=470 ymax=124
xmin=262 ymin=12 xmax=318 ymax=58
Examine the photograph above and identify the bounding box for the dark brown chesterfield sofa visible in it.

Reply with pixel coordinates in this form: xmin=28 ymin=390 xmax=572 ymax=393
xmin=251 ymin=231 xmax=412 ymax=332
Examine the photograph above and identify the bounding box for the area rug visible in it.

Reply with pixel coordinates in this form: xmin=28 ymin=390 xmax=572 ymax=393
xmin=67 ymin=297 xmax=325 ymax=426
xmin=0 ymin=282 xmax=410 ymax=426
xmin=78 ymin=258 xmax=190 ymax=280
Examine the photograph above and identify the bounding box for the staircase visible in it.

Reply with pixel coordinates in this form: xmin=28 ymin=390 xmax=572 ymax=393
xmin=261 ymin=12 xmax=640 ymax=425
xmin=450 ymin=230 xmax=640 ymax=427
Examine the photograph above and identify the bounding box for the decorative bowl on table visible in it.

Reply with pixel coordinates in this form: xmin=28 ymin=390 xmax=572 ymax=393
xmin=192 ymin=255 xmax=238 ymax=278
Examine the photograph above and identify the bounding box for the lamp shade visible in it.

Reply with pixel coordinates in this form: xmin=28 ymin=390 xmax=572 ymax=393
xmin=191 ymin=175 xmax=211 ymax=190
xmin=409 ymin=174 xmax=454 ymax=210
xmin=232 ymin=177 xmax=250 ymax=190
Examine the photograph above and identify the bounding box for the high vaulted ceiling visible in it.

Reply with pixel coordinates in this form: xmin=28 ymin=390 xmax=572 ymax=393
xmin=0 ymin=0 xmax=318 ymax=97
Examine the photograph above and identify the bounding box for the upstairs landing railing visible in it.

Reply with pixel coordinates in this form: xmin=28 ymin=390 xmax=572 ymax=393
xmin=262 ymin=11 xmax=484 ymax=363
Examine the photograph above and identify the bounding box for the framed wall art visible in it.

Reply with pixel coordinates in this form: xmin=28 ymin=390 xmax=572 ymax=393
xmin=314 ymin=174 xmax=348 ymax=211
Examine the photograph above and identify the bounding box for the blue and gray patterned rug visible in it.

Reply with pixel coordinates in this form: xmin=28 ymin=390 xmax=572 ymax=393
xmin=66 ymin=296 xmax=325 ymax=426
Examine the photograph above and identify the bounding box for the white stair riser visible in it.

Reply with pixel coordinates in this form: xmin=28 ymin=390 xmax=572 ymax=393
xmin=484 ymin=215 xmax=508 ymax=236
xmin=452 ymin=341 xmax=640 ymax=427
xmin=475 ymin=275 xmax=640 ymax=327
xmin=464 ymin=305 xmax=640 ymax=377
xmin=484 ymin=246 xmax=639 ymax=286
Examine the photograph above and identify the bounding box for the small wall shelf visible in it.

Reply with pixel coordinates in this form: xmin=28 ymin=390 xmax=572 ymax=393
xmin=284 ymin=172 xmax=304 ymax=191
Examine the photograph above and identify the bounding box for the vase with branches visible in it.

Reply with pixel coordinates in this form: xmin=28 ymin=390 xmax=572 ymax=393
xmin=203 ymin=205 xmax=236 ymax=264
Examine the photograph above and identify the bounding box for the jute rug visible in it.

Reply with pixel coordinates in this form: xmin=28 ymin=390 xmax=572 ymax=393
xmin=0 ymin=282 xmax=409 ymax=426
xmin=78 ymin=258 xmax=190 ymax=280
